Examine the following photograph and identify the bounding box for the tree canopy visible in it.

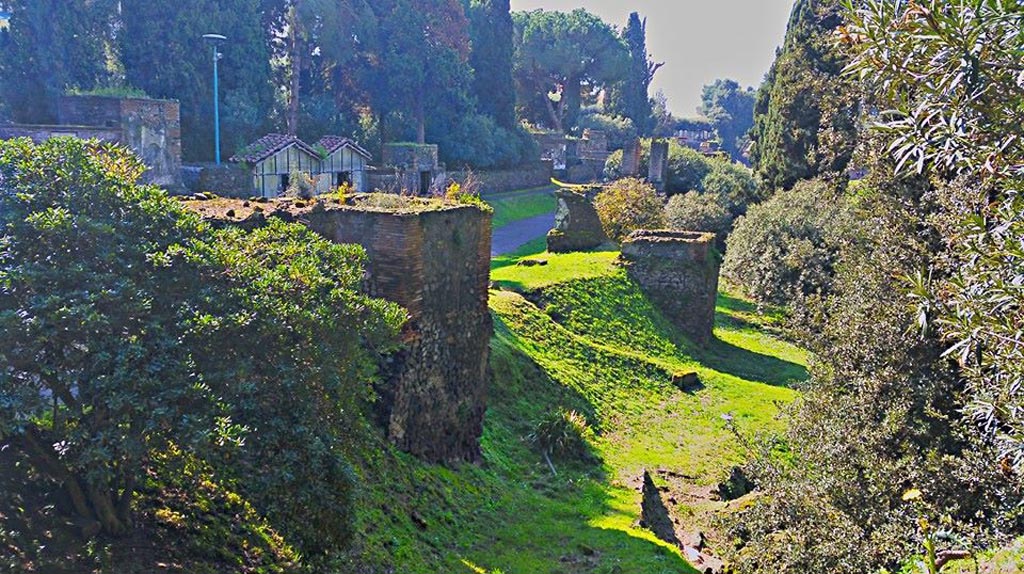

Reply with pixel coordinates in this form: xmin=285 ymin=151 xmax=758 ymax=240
xmin=512 ymin=9 xmax=628 ymax=134
xmin=699 ymin=79 xmax=756 ymax=162
xmin=749 ymin=0 xmax=859 ymax=191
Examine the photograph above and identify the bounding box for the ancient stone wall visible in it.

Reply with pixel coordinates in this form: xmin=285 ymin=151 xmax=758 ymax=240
xmin=649 ymin=140 xmax=669 ymax=192
xmin=547 ymin=189 xmax=607 ymax=253
xmin=621 ymin=139 xmax=642 ymax=177
xmin=181 ymin=164 xmax=253 ymax=197
xmin=381 ymin=143 xmax=440 ymax=170
xmin=620 ymin=230 xmax=720 ymax=344
xmin=0 ymin=124 xmax=120 ymax=144
xmin=451 ymin=161 xmax=553 ymax=195
xmin=191 ymin=198 xmax=492 ymax=463
xmin=60 ymin=96 xmax=182 ymax=190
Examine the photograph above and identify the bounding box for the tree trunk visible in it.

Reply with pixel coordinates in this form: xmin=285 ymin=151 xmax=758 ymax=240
xmin=16 ymin=427 xmax=131 ymax=537
xmin=544 ymin=95 xmax=564 ymax=133
xmin=286 ymin=6 xmax=302 ymax=136
xmin=416 ymin=98 xmax=426 ymax=144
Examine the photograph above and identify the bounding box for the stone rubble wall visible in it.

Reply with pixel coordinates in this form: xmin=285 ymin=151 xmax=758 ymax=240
xmin=196 ymin=200 xmax=493 ymax=463
xmin=546 ymin=189 xmax=608 ymax=253
xmin=305 ymin=205 xmax=493 ymax=463
xmin=451 ymin=161 xmax=553 ymax=196
xmin=649 ymin=140 xmax=669 ymax=192
xmin=60 ymin=96 xmax=183 ymax=190
xmin=620 ymin=230 xmax=720 ymax=344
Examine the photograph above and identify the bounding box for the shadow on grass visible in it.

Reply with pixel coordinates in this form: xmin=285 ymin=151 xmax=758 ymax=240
xmin=696 ymin=334 xmax=808 ymax=388
xmin=475 ymin=318 xmax=700 ymax=574
xmin=716 ymin=290 xmax=760 ymax=315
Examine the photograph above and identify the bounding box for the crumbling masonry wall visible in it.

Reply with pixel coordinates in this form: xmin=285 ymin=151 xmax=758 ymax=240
xmin=193 ymin=199 xmax=492 ymax=463
xmin=304 ymin=205 xmax=492 ymax=463
xmin=547 ymin=189 xmax=608 ymax=253
xmin=620 ymin=230 xmax=720 ymax=344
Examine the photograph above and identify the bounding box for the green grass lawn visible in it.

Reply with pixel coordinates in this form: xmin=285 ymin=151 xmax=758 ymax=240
xmin=486 ymin=186 xmax=557 ymax=229
xmin=343 ymin=246 xmax=806 ymax=574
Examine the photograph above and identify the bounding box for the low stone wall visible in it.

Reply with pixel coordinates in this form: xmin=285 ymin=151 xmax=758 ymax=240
xmin=181 ymin=164 xmax=253 ymax=197
xmin=547 ymin=189 xmax=607 ymax=253
xmin=190 ymin=198 xmax=492 ymax=463
xmin=382 ymin=143 xmax=439 ymax=170
xmin=452 ymin=161 xmax=553 ymax=196
xmin=0 ymin=124 xmax=120 ymax=144
xmin=619 ymin=230 xmax=720 ymax=344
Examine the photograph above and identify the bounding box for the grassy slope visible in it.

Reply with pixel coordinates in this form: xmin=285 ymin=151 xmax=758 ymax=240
xmin=486 ymin=187 xmax=557 ymax=229
xmin=341 ymin=249 xmax=806 ymax=574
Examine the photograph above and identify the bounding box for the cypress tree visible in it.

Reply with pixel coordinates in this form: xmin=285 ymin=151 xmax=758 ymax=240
xmin=609 ymin=12 xmax=661 ymax=136
xmin=749 ymin=0 xmax=859 ymax=191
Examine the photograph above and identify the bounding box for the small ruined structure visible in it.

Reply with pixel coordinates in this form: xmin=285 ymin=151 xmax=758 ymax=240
xmin=0 ymin=95 xmax=182 ymax=189
xmin=620 ymin=230 xmax=720 ymax=344
xmin=621 ymin=138 xmax=642 ymax=177
xmin=649 ymin=140 xmax=669 ymax=192
xmin=316 ymin=135 xmax=372 ymax=190
xmin=546 ymin=189 xmax=608 ymax=253
xmin=231 ymin=134 xmax=321 ymax=197
xmin=371 ymin=143 xmax=443 ymax=195
xmin=189 ymin=196 xmax=492 ymax=463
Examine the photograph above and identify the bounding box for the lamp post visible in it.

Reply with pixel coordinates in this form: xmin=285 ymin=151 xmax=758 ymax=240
xmin=202 ymin=34 xmax=227 ymax=164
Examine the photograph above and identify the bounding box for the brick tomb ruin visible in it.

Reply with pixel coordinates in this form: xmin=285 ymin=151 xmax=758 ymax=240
xmin=189 ymin=196 xmax=492 ymax=463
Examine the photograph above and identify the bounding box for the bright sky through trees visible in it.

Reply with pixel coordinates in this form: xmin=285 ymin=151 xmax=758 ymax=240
xmin=509 ymin=0 xmax=794 ymax=116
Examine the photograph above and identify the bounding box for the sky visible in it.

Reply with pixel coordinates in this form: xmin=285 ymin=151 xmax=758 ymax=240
xmin=508 ymin=0 xmax=795 ymax=117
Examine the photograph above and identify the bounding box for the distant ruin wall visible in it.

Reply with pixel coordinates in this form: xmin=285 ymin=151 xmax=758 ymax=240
xmin=0 ymin=96 xmax=183 ymax=190
xmin=60 ymin=96 xmax=182 ymax=190
xmin=451 ymin=161 xmax=553 ymax=195
xmin=547 ymin=189 xmax=607 ymax=253
xmin=649 ymin=140 xmax=669 ymax=192
xmin=181 ymin=164 xmax=253 ymax=197
xmin=193 ymin=199 xmax=492 ymax=463
xmin=620 ymin=230 xmax=720 ymax=344
xmin=0 ymin=124 xmax=120 ymax=144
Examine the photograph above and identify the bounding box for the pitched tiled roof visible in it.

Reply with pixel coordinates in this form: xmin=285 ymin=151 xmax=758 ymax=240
xmin=316 ymin=135 xmax=372 ymax=161
xmin=230 ymin=133 xmax=320 ymax=164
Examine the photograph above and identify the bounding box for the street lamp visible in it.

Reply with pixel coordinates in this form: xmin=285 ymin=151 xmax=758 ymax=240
xmin=202 ymin=33 xmax=227 ymax=164
xmin=0 ymin=11 xmax=12 ymax=31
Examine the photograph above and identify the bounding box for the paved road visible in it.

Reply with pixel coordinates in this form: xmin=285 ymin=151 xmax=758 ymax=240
xmin=491 ymin=212 xmax=556 ymax=257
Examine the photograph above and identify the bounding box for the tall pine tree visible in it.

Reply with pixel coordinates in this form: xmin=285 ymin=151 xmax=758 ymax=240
xmin=749 ymin=0 xmax=859 ymax=191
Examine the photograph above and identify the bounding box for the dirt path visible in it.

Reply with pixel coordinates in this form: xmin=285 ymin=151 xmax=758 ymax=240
xmin=491 ymin=212 xmax=556 ymax=256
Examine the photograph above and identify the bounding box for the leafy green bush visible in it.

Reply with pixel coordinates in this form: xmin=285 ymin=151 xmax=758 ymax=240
xmin=665 ymin=144 xmax=712 ymax=194
xmin=702 ymin=160 xmax=760 ymax=217
xmin=527 ymin=409 xmax=594 ymax=461
xmin=664 ymin=192 xmax=732 ymax=238
xmin=722 ymin=191 xmax=1022 ymax=574
xmin=593 ymin=177 xmax=666 ymax=242
xmin=286 ymin=169 xmax=316 ymax=199
xmin=0 ymin=138 xmax=404 ymax=555
xmin=436 ymin=114 xmax=537 ymax=169
xmin=721 ymin=178 xmax=857 ymax=307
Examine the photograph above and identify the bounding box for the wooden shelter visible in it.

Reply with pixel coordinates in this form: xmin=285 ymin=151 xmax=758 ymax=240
xmin=231 ymin=133 xmax=322 ymax=198
xmin=316 ymin=136 xmax=372 ymax=192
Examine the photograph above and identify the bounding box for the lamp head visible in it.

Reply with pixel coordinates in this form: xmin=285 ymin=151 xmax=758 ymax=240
xmin=202 ymin=33 xmax=227 ymax=43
